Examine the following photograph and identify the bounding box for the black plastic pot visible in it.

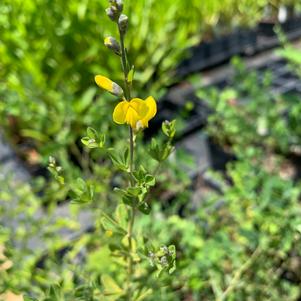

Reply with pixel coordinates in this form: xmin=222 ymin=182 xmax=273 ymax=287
xmin=283 ymin=15 xmax=301 ymax=32
xmin=176 ymin=43 xmax=210 ymax=76
xmin=259 ymin=15 xmax=301 ymax=37
xmin=208 ymin=37 xmax=227 ymax=58
xmin=239 ymin=29 xmax=258 ymax=54
xmin=224 ymin=31 xmax=241 ymax=56
xmin=177 ymin=28 xmax=258 ymax=77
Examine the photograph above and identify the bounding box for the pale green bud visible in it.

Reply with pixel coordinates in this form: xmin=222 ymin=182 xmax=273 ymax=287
xmin=118 ymin=14 xmax=128 ymax=34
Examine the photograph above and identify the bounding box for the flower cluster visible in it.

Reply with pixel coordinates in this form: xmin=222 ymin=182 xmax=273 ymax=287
xmin=94 ymin=0 xmax=157 ymax=132
xmin=113 ymin=96 xmax=157 ymax=130
xmin=95 ymin=75 xmax=157 ymax=131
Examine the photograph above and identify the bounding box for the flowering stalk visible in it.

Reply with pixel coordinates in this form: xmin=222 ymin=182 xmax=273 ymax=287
xmin=48 ymin=1 xmax=176 ymax=299
xmin=117 ymin=11 xmax=136 ymax=297
xmin=84 ymin=0 xmax=176 ymax=298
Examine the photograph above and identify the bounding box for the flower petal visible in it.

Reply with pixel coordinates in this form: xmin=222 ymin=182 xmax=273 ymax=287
xmin=95 ymin=75 xmax=113 ymax=91
xmin=113 ymin=100 xmax=129 ymax=124
xmin=95 ymin=75 xmax=123 ymax=96
xmin=126 ymin=106 xmax=141 ymax=128
xmin=141 ymin=96 xmax=157 ymax=127
xmin=145 ymin=96 xmax=157 ymax=119
xmin=129 ymin=98 xmax=149 ymax=119
xmin=125 ymin=98 xmax=149 ymax=129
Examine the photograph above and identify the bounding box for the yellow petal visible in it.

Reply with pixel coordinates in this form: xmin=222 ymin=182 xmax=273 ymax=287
xmin=141 ymin=96 xmax=157 ymax=127
xmin=129 ymin=98 xmax=149 ymax=118
xmin=95 ymin=75 xmax=123 ymax=96
xmin=113 ymin=100 xmax=129 ymax=124
xmin=126 ymin=98 xmax=149 ymax=129
xmin=95 ymin=75 xmax=113 ymax=91
xmin=126 ymin=107 xmax=140 ymax=128
xmin=104 ymin=37 xmax=112 ymax=47
xmin=145 ymin=96 xmax=157 ymax=118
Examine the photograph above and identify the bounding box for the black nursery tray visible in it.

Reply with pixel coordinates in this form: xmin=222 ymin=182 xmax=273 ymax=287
xmin=177 ymin=29 xmax=257 ymax=77
xmin=176 ymin=16 xmax=301 ymax=78
xmin=178 ymin=57 xmax=301 ymax=133
xmin=259 ymin=15 xmax=301 ymax=37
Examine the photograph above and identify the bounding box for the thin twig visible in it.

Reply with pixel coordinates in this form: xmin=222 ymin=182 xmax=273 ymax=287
xmin=218 ymin=246 xmax=261 ymax=301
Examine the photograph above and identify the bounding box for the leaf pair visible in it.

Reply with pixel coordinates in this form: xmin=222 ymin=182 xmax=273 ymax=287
xmin=81 ymin=127 xmax=105 ymax=149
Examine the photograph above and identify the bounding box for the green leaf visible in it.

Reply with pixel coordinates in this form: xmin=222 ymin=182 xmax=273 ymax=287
xmin=138 ymin=202 xmax=151 ymax=215
xmin=122 ymin=194 xmax=138 ymax=207
xmin=162 ymin=120 xmax=176 ymax=138
xmin=109 ymin=149 xmax=129 ymax=171
xmin=81 ymin=137 xmax=97 ymax=148
xmin=134 ymin=288 xmax=153 ymax=301
xmin=127 ymin=66 xmax=135 ymax=84
xmin=100 ymin=213 xmax=127 ymax=235
xmin=70 ymin=178 xmax=94 ymax=204
xmin=123 ymin=148 xmax=129 ymax=164
xmin=101 ymin=274 xmax=124 ymax=298
xmin=127 ymin=187 xmax=142 ymax=196
xmin=87 ymin=127 xmax=97 ymax=139
xmin=115 ymin=204 xmax=129 ymax=229
xmin=149 ymin=138 xmax=174 ymax=162
xmin=45 ymin=284 xmax=63 ymax=301
xmin=145 ymin=174 xmax=155 ymax=186
xmin=81 ymin=127 xmax=105 ymax=148
xmin=20 ymin=129 xmax=49 ymax=142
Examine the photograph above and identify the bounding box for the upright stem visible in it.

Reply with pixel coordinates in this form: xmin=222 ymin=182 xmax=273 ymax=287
xmin=118 ymin=24 xmax=136 ymax=300
xmin=129 ymin=127 xmax=134 ymax=179
xmin=126 ymin=126 xmax=136 ymax=300
xmin=119 ymin=28 xmax=130 ymax=100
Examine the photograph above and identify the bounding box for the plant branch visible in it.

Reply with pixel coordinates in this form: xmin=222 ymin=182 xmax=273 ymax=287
xmin=218 ymin=246 xmax=261 ymax=301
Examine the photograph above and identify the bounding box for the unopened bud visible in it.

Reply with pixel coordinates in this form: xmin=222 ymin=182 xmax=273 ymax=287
xmin=104 ymin=36 xmax=121 ymax=55
xmin=95 ymin=75 xmax=124 ymax=97
xmin=115 ymin=0 xmax=123 ymax=12
xmin=118 ymin=14 xmax=128 ymax=34
xmin=106 ymin=6 xmax=119 ymax=22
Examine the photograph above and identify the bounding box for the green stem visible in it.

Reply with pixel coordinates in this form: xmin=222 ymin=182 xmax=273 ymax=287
xmin=119 ymin=27 xmax=130 ymax=100
xmin=126 ymin=126 xmax=136 ymax=300
xmin=129 ymin=127 xmax=134 ymax=179
xmin=218 ymin=247 xmax=261 ymax=301
xmin=118 ymin=24 xmax=136 ymax=300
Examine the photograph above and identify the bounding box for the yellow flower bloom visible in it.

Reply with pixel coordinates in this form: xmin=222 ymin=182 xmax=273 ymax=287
xmin=113 ymin=96 xmax=157 ymax=130
xmin=95 ymin=75 xmax=123 ymax=96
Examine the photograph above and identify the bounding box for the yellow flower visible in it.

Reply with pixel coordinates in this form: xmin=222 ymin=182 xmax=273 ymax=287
xmin=113 ymin=96 xmax=157 ymax=130
xmin=95 ymin=75 xmax=123 ymax=96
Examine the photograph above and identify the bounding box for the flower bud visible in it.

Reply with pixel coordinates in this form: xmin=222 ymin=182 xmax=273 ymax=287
xmin=118 ymin=14 xmax=128 ymax=34
xmin=115 ymin=0 xmax=123 ymax=12
xmin=105 ymin=6 xmax=119 ymax=22
xmin=95 ymin=75 xmax=124 ymax=97
xmin=104 ymin=36 xmax=121 ymax=55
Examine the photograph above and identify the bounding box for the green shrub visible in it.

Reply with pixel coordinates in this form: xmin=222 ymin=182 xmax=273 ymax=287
xmin=198 ymin=57 xmax=301 ymax=156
